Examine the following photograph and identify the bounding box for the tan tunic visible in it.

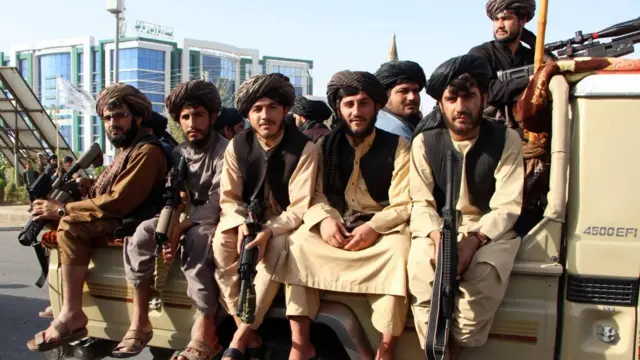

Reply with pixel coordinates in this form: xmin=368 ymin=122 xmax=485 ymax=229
xmin=274 ymin=129 xmax=411 ymax=297
xmin=408 ymin=128 xmax=525 ymax=348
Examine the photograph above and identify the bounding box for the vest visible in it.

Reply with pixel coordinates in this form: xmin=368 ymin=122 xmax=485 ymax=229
xmin=113 ymin=134 xmax=170 ymax=238
xmin=422 ymin=119 xmax=506 ymax=215
xmin=326 ymin=129 xmax=399 ymax=207
xmin=302 ymin=122 xmax=331 ymax=143
xmin=234 ymin=125 xmax=309 ymax=209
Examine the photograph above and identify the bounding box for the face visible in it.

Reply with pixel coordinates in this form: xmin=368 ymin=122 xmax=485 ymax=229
xmin=293 ymin=113 xmax=306 ymax=127
xmin=439 ymin=85 xmax=486 ymax=138
xmin=102 ymin=104 xmax=141 ymax=148
xmin=339 ymin=91 xmax=380 ymax=138
xmin=63 ymin=161 xmax=73 ymax=170
xmin=221 ymin=122 xmax=245 ymax=140
xmin=386 ymin=83 xmax=421 ymax=119
xmin=493 ymin=10 xmax=525 ymax=43
xmin=248 ymin=97 xmax=286 ymax=140
xmin=179 ymin=105 xmax=214 ymax=147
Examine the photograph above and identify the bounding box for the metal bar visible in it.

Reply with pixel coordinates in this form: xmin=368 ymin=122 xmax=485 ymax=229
xmin=114 ymin=13 xmax=120 ymax=83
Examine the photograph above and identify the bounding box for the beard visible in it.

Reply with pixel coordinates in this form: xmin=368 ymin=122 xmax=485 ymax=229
xmin=443 ymin=106 xmax=483 ymax=137
xmin=188 ymin=129 xmax=211 ymax=148
xmin=404 ymin=111 xmax=423 ymax=127
xmin=494 ymin=26 xmax=521 ymax=44
xmin=342 ymin=114 xmax=377 ymax=138
xmin=108 ymin=121 xmax=140 ymax=148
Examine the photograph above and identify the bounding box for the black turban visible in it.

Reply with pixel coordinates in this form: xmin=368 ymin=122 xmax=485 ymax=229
xmin=291 ymin=97 xmax=333 ymax=122
xmin=375 ymin=60 xmax=427 ymax=91
xmin=235 ymin=73 xmax=295 ymax=118
xmin=425 ymin=54 xmax=493 ymax=101
xmin=326 ymin=70 xmax=387 ymax=115
xmin=145 ymin=111 xmax=168 ymax=137
xmin=165 ymin=80 xmax=222 ymax=122
xmin=486 ymin=0 xmax=536 ymax=22
xmin=213 ymin=107 xmax=243 ymax=132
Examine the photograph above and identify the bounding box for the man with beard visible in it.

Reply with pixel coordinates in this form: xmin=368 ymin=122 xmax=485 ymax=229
xmin=469 ymin=0 xmax=536 ymax=122
xmin=114 ymin=80 xmax=227 ymax=359
xmin=374 ymin=60 xmax=427 ymax=139
xmin=213 ymin=73 xmax=319 ymax=360
xmin=26 ymin=83 xmax=169 ymax=353
xmin=213 ymin=107 xmax=245 ymax=140
xmin=273 ymin=70 xmax=411 ymax=360
xmin=408 ymin=54 xmax=524 ymax=360
xmin=290 ymin=96 xmax=333 ymax=142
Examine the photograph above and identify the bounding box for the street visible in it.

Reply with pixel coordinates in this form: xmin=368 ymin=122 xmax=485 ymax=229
xmin=0 ymin=230 xmax=153 ymax=360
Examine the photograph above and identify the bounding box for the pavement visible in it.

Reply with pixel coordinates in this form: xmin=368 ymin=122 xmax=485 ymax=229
xmin=0 ymin=205 xmax=31 ymax=230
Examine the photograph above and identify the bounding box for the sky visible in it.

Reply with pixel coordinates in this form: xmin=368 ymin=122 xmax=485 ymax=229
xmin=2 ymin=0 xmax=639 ymax=112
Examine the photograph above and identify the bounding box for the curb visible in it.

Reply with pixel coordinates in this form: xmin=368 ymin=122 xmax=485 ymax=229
xmin=0 ymin=227 xmax=22 ymax=231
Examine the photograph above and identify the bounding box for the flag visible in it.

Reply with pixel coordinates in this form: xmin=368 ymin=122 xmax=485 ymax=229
xmin=55 ymin=77 xmax=97 ymax=115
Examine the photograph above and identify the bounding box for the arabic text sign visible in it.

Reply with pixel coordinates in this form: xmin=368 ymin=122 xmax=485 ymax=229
xmin=133 ymin=20 xmax=174 ymax=40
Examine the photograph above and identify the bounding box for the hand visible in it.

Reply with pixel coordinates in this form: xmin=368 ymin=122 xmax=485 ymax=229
xmin=31 ymin=199 xmax=64 ymax=221
xmin=456 ymin=234 xmax=482 ymax=279
xmin=162 ymin=220 xmax=192 ymax=263
xmin=177 ymin=191 xmax=189 ymax=213
xmin=319 ymin=217 xmax=351 ymax=248
xmin=343 ymin=223 xmax=379 ymax=251
xmin=428 ymin=231 xmax=442 ymax=266
xmin=75 ymin=177 xmax=93 ymax=197
xmin=529 ymin=74 xmax=534 ymax=81
xmin=237 ymin=224 xmax=273 ymax=262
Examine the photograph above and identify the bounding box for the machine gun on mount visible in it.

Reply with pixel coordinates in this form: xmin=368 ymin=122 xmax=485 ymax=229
xmin=238 ymin=198 xmax=265 ymax=324
xmin=149 ymin=155 xmax=187 ymax=311
xmin=17 ymin=142 xmax=104 ymax=288
xmin=497 ymin=17 xmax=640 ymax=81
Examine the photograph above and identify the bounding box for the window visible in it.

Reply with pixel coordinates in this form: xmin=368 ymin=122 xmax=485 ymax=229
xmin=270 ymin=64 xmax=305 ymax=95
xmin=109 ymin=48 xmax=166 ymax=111
xmin=92 ymin=51 xmax=100 ymax=95
xmin=202 ymin=54 xmax=237 ymax=105
xmin=19 ymin=59 xmax=28 ymax=80
xmin=91 ymin=116 xmax=101 ymax=144
xmin=59 ymin=125 xmax=72 ymax=145
xmin=77 ymin=113 xmax=85 ymax=152
xmin=77 ymin=52 xmax=84 ymax=89
xmin=39 ymin=53 xmax=71 ymax=107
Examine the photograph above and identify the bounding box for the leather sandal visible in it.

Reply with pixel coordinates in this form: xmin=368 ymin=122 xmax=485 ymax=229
xmin=171 ymin=339 xmax=222 ymax=360
xmin=221 ymin=347 xmax=245 ymax=360
xmin=111 ymin=329 xmax=154 ymax=358
xmin=26 ymin=319 xmax=88 ymax=352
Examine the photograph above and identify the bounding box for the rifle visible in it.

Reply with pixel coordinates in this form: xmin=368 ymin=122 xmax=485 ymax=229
xmin=149 ymin=155 xmax=187 ymax=310
xmin=18 ymin=143 xmax=103 ymax=287
xmin=425 ymin=150 xmax=460 ymax=360
xmin=497 ymin=17 xmax=640 ymax=82
xmin=238 ymin=198 xmax=265 ymax=324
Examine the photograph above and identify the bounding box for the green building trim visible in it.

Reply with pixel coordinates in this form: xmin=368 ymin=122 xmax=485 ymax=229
xmin=17 ymin=53 xmax=33 ymax=86
xmin=71 ymin=47 xmax=80 ymax=151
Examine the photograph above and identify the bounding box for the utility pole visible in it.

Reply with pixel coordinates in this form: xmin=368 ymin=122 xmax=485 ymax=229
xmin=106 ymin=0 xmax=124 ymax=83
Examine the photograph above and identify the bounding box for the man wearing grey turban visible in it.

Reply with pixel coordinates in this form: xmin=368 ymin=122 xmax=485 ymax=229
xmin=374 ymin=60 xmax=427 ymax=139
xmin=408 ymin=54 xmax=525 ymax=358
xmin=469 ymin=0 xmax=537 ymax=123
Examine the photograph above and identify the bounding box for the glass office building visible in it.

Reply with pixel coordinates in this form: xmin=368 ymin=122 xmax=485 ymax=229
xmin=6 ymin=36 xmax=313 ymax=156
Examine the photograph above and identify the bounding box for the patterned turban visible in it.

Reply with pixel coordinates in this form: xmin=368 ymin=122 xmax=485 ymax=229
xmin=375 ymin=60 xmax=427 ymax=91
xmin=165 ymin=80 xmax=221 ymax=122
xmin=486 ymin=0 xmax=536 ymax=22
xmin=326 ymin=70 xmax=387 ymax=115
xmin=235 ymin=73 xmax=296 ymax=118
xmin=96 ymin=83 xmax=152 ymax=120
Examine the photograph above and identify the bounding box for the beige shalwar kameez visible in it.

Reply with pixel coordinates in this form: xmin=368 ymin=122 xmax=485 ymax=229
xmin=274 ymin=130 xmax=411 ymax=337
xmin=408 ymin=128 xmax=524 ymax=349
xmin=212 ymin=131 xmax=319 ymax=329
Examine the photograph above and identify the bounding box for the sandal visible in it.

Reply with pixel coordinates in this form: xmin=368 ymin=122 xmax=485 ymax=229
xmin=26 ymin=319 xmax=88 ymax=352
xmin=38 ymin=305 xmax=54 ymax=319
xmin=171 ymin=339 xmax=223 ymax=360
xmin=111 ymin=329 xmax=154 ymax=358
xmin=221 ymin=348 xmax=245 ymax=360
xmin=247 ymin=345 xmax=263 ymax=360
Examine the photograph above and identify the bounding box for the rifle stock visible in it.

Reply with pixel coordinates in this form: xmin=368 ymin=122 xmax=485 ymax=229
xmin=425 ymin=150 xmax=459 ymax=360
xmin=238 ymin=199 xmax=265 ymax=324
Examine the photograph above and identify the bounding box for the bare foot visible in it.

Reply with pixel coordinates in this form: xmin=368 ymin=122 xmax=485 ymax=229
xmin=375 ymin=342 xmax=394 ymax=360
xmin=222 ymin=326 xmax=252 ymax=360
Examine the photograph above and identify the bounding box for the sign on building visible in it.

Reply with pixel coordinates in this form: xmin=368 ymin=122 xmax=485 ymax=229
xmin=133 ymin=20 xmax=173 ymax=40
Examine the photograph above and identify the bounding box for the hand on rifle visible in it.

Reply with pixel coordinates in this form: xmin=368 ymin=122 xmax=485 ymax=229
xmin=162 ymin=219 xmax=192 ymax=263
xmin=177 ymin=191 xmax=189 ymax=213
xmin=343 ymin=223 xmax=379 ymax=251
xmin=31 ymin=199 xmax=64 ymax=221
xmin=456 ymin=234 xmax=482 ymax=279
xmin=429 ymin=231 xmax=442 ymax=267
xmin=237 ymin=224 xmax=273 ymax=262
xmin=319 ymin=217 xmax=351 ymax=248
xmin=75 ymin=177 xmax=93 ymax=198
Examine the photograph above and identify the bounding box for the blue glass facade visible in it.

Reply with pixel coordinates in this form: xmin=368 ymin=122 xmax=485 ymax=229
xmin=202 ymin=54 xmax=236 ymax=105
xmin=19 ymin=59 xmax=28 ymax=80
xmin=39 ymin=53 xmax=72 ymax=145
xmin=271 ymin=65 xmax=304 ymax=96
xmin=110 ymin=48 xmax=166 ymax=113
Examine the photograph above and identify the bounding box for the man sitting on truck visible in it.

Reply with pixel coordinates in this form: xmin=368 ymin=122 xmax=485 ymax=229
xmin=290 ymin=96 xmax=333 ymax=142
xmin=212 ymin=73 xmax=320 ymax=360
xmin=374 ymin=60 xmax=427 ymax=139
xmin=274 ymin=70 xmax=411 ymax=360
xmin=408 ymin=54 xmax=524 ymax=359
xmin=213 ymin=107 xmax=246 ymax=140
xmin=114 ymin=80 xmax=228 ymax=359
xmin=26 ymin=83 xmax=169 ymax=353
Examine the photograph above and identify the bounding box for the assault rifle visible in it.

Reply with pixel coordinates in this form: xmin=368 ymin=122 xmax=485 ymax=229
xmin=238 ymin=198 xmax=265 ymax=324
xmin=18 ymin=143 xmax=103 ymax=287
xmin=425 ymin=150 xmax=460 ymax=360
xmin=497 ymin=17 xmax=640 ymax=82
xmin=150 ymin=155 xmax=187 ymax=310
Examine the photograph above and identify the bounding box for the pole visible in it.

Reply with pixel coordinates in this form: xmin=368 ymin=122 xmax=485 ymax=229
xmin=534 ymin=0 xmax=549 ymax=72
xmin=114 ymin=12 xmax=120 ymax=83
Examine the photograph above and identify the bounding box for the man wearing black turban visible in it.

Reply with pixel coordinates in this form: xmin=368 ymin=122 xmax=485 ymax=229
xmin=375 ymin=60 xmax=426 ymax=139
xmin=290 ymin=96 xmax=332 ymax=142
xmin=272 ymin=69 xmax=412 ymax=359
xmin=469 ymin=0 xmax=537 ymax=124
xmin=408 ymin=54 xmax=525 ymax=358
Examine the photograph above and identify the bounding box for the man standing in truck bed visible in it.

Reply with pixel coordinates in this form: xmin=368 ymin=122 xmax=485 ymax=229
xmin=26 ymin=83 xmax=169 ymax=353
xmin=408 ymin=54 xmax=524 ymax=359
xmin=114 ymin=80 xmax=228 ymax=360
xmin=274 ymin=70 xmax=411 ymax=360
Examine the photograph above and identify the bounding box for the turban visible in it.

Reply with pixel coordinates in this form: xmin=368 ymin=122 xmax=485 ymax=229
xmin=425 ymin=54 xmax=493 ymax=101
xmin=486 ymin=0 xmax=536 ymax=22
xmin=235 ymin=73 xmax=295 ymax=118
xmin=291 ymin=97 xmax=333 ymax=121
xmin=375 ymin=60 xmax=427 ymax=91
xmin=96 ymin=83 xmax=152 ymax=120
xmin=326 ymin=70 xmax=387 ymax=115
xmin=165 ymin=80 xmax=221 ymax=122
xmin=145 ymin=111 xmax=168 ymax=136
xmin=213 ymin=107 xmax=244 ymax=131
